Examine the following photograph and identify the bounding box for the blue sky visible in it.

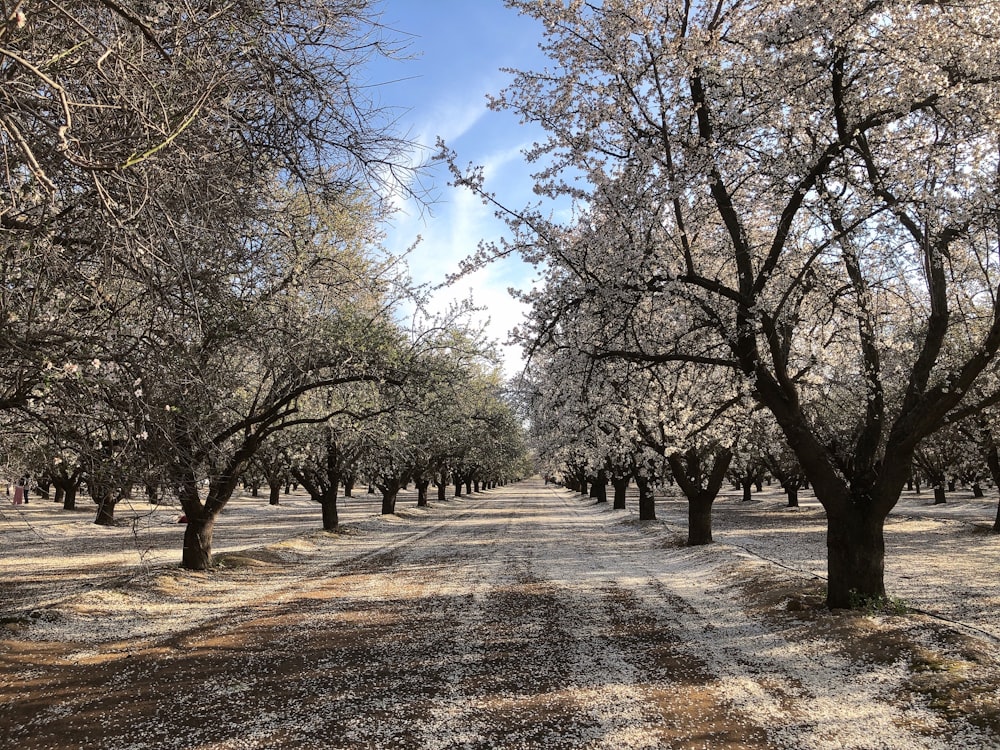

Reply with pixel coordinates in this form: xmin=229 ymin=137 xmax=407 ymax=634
xmin=368 ymin=1 xmax=551 ymax=376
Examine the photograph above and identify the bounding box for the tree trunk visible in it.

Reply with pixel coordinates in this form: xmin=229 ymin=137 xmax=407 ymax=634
xmin=321 ymin=497 xmax=339 ymax=530
xmin=62 ymin=485 xmax=77 ymax=511
xmin=826 ymin=507 xmax=886 ymax=608
xmin=972 ymin=483 xmax=984 ymax=498
xmin=54 ymin=485 xmax=65 ymax=506
xmin=667 ymin=448 xmax=732 ymax=547
xmin=611 ymin=476 xmax=628 ymax=510
xmin=268 ymin=482 xmax=281 ymax=506
xmin=93 ymin=493 xmax=118 ymax=526
xmin=465 ymin=477 xmax=473 ymax=495
xmin=688 ymin=494 xmax=714 ymax=545
xmin=381 ymin=488 xmax=397 ymax=515
xmin=634 ymin=475 xmax=656 ymax=521
xmin=986 ymin=445 xmax=1000 ymax=533
xmin=593 ymin=470 xmax=608 ymax=503
xmin=454 ymin=476 xmax=463 ymax=498
xmin=182 ymin=515 xmax=216 ymax=570
xmin=785 ymin=484 xmax=799 ymax=508
xmin=933 ymin=484 xmax=947 ymax=504
xmin=436 ymin=480 xmax=447 ymax=502
xmin=473 ymin=479 xmax=481 ymax=493
xmin=741 ymin=477 xmax=752 ymax=503
xmin=343 ymin=474 xmax=355 ymax=497
xmin=416 ymin=480 xmax=430 ymax=507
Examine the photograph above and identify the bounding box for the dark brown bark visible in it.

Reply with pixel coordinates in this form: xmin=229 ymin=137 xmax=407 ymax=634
xmin=667 ymin=448 xmax=733 ymax=546
xmin=933 ymin=484 xmax=947 ymax=505
xmin=634 ymin=474 xmax=656 ymax=521
xmin=416 ymin=479 xmax=430 ymax=507
xmin=611 ymin=475 xmax=628 ymax=510
xmin=593 ymin=470 xmax=608 ymax=503
xmin=381 ymin=488 xmax=398 ymax=515
xmin=785 ymin=484 xmax=799 ymax=507
xmin=986 ymin=445 xmax=1000 ymax=533
xmin=454 ymin=476 xmax=463 ymax=497
xmin=826 ymin=505 xmax=886 ymax=607
xmin=93 ymin=492 xmax=118 ymax=526
xmin=182 ymin=515 xmax=216 ymax=570
xmin=377 ymin=473 xmax=407 ymax=515
xmin=268 ymin=482 xmax=281 ymax=506
xmin=320 ymin=497 xmax=339 ymax=530
xmin=688 ymin=497 xmax=714 ymax=545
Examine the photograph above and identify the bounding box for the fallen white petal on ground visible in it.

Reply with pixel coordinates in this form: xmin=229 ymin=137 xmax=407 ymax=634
xmin=1 ymin=480 xmax=999 ymax=749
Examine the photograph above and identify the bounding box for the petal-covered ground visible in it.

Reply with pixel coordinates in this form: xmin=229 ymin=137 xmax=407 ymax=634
xmin=1 ymin=478 xmax=999 ymax=748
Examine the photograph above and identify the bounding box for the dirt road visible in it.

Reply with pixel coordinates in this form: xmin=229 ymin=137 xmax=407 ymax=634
xmin=2 ymin=479 xmax=997 ymax=748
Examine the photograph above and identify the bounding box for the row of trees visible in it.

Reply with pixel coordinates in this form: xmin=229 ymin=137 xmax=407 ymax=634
xmin=455 ymin=0 xmax=1000 ymax=608
xmin=1 ymin=1 xmax=527 ymax=569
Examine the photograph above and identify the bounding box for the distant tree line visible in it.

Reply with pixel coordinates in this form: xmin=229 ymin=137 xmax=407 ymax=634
xmin=1 ymin=0 xmax=529 ymax=570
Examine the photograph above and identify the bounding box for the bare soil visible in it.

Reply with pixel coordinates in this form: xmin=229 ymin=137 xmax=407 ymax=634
xmin=1 ymin=479 xmax=998 ymax=748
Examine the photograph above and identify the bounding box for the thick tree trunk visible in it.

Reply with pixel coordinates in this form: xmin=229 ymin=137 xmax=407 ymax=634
xmin=688 ymin=494 xmax=714 ymax=545
xmin=741 ymin=477 xmax=752 ymax=503
xmin=54 ymin=486 xmax=65 ymax=506
xmin=611 ymin=476 xmax=628 ymax=510
xmin=182 ymin=516 xmax=216 ymax=570
xmin=634 ymin=475 xmax=656 ymax=521
xmin=381 ymin=489 xmax=397 ymax=515
xmin=826 ymin=507 xmax=887 ymax=608
xmin=321 ymin=498 xmax=339 ymax=530
xmin=785 ymin=484 xmax=799 ymax=508
xmin=93 ymin=494 xmax=118 ymax=526
xmin=268 ymin=482 xmax=281 ymax=506
xmin=933 ymin=484 xmax=947 ymax=504
xmin=986 ymin=446 xmax=1000 ymax=533
xmin=436 ymin=480 xmax=447 ymax=502
xmin=593 ymin=470 xmax=608 ymax=503
xmin=972 ymin=483 xmax=984 ymax=498
xmin=473 ymin=479 xmax=481 ymax=493
xmin=343 ymin=475 xmax=355 ymax=497
xmin=62 ymin=485 xmax=77 ymax=511
xmin=465 ymin=477 xmax=473 ymax=495
xmin=668 ymin=448 xmax=732 ymax=547
xmin=454 ymin=476 xmax=462 ymax=498
xmin=416 ymin=480 xmax=430 ymax=507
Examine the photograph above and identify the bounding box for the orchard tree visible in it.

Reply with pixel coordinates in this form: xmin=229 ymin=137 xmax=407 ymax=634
xmin=2 ymin=0 xmax=416 ymax=420
xmin=452 ymin=0 xmax=1000 ymax=607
